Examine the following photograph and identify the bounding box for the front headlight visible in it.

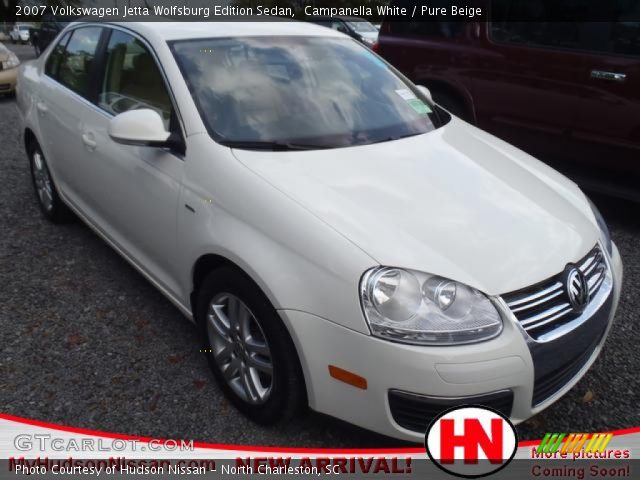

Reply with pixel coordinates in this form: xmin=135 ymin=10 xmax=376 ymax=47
xmin=360 ymin=267 xmax=503 ymax=346
xmin=3 ymin=53 xmax=20 ymax=70
xmin=588 ymin=199 xmax=612 ymax=255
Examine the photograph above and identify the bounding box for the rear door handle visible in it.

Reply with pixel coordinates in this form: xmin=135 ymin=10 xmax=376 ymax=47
xmin=591 ymin=70 xmax=627 ymax=83
xmin=36 ymin=102 xmax=48 ymax=114
xmin=81 ymin=133 xmax=97 ymax=150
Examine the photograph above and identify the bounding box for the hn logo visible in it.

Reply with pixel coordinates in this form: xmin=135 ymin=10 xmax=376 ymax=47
xmin=425 ymin=405 xmax=518 ymax=478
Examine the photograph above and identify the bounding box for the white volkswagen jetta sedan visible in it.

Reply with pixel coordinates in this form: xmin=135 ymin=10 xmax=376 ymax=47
xmin=17 ymin=21 xmax=622 ymax=442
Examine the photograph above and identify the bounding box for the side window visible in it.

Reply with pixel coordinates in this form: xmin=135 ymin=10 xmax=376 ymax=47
xmin=490 ymin=0 xmax=583 ymax=50
xmin=389 ymin=21 xmax=465 ymax=38
xmin=389 ymin=1 xmax=465 ymax=38
xmin=610 ymin=22 xmax=640 ymax=57
xmin=57 ymin=27 xmax=102 ymax=98
xmin=44 ymin=31 xmax=71 ymax=79
xmin=99 ymin=30 xmax=173 ymax=128
xmin=491 ymin=0 xmax=640 ymax=57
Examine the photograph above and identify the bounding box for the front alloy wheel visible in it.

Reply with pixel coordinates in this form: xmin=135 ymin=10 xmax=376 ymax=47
xmin=197 ymin=267 xmax=306 ymax=424
xmin=207 ymin=293 xmax=274 ymax=405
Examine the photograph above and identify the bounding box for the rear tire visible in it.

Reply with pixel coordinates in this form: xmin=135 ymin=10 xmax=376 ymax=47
xmin=27 ymin=141 xmax=73 ymax=223
xmin=196 ymin=266 xmax=307 ymax=424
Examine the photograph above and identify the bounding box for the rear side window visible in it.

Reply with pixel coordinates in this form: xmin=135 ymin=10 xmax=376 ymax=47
xmin=98 ymin=30 xmax=173 ymax=128
xmin=57 ymin=27 xmax=102 ymax=98
xmin=44 ymin=31 xmax=71 ymax=78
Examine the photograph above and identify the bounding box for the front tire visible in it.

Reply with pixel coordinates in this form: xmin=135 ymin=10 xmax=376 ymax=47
xmin=196 ymin=267 xmax=306 ymax=424
xmin=28 ymin=142 xmax=73 ymax=223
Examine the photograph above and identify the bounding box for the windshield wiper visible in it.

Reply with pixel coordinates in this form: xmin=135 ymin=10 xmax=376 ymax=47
xmin=220 ymin=140 xmax=331 ymax=151
xmin=369 ymin=132 xmax=422 ymax=145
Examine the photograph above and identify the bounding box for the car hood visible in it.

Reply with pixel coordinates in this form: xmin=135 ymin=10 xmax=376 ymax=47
xmin=232 ymin=119 xmax=599 ymax=295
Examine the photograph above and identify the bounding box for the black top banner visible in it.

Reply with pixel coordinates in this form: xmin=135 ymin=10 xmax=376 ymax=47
xmin=2 ymin=0 xmax=640 ymax=23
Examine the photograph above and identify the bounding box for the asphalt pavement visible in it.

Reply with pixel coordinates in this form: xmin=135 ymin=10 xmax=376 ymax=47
xmin=1 ymin=43 xmax=638 ymax=447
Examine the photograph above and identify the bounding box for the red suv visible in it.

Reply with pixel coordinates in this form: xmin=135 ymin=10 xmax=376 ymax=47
xmin=377 ymin=0 xmax=640 ymax=197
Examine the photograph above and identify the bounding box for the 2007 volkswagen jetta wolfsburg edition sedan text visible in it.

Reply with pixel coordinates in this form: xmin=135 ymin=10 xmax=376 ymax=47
xmin=17 ymin=21 xmax=622 ymax=442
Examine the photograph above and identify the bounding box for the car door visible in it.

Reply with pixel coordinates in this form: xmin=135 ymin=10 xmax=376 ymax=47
xmin=470 ymin=0 xmax=589 ymax=163
xmin=37 ymin=26 xmax=104 ymax=203
xmin=78 ymin=27 xmax=185 ymax=297
xmin=571 ymin=20 xmax=640 ymax=178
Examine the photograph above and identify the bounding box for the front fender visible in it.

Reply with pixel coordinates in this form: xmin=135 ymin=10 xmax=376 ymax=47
xmin=177 ymin=134 xmax=377 ymax=335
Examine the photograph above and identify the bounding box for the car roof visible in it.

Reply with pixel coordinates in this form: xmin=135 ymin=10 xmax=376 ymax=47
xmin=85 ymin=20 xmax=345 ymax=42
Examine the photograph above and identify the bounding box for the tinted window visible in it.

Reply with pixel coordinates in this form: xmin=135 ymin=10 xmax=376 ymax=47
xmin=610 ymin=22 xmax=640 ymax=56
xmin=389 ymin=21 xmax=465 ymax=38
xmin=171 ymin=36 xmax=442 ymax=148
xmin=44 ymin=31 xmax=71 ymax=78
xmin=57 ymin=27 xmax=102 ymax=98
xmin=389 ymin=0 xmax=465 ymax=38
xmin=491 ymin=0 xmax=640 ymax=57
xmin=99 ymin=30 xmax=173 ymax=128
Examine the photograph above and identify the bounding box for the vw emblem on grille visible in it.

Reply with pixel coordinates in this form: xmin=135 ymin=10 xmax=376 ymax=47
xmin=565 ymin=267 xmax=589 ymax=313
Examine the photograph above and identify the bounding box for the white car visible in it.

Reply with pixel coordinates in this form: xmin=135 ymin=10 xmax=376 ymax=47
xmin=17 ymin=21 xmax=622 ymax=442
xmin=10 ymin=24 xmax=31 ymax=44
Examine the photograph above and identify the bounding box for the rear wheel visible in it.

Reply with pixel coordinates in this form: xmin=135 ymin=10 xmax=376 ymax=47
xmin=196 ymin=267 xmax=306 ymax=424
xmin=28 ymin=142 xmax=73 ymax=223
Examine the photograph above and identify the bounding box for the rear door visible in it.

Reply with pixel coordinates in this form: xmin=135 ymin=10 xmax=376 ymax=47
xmin=79 ymin=27 xmax=185 ymax=296
xmin=38 ymin=26 xmax=105 ymax=202
xmin=571 ymin=20 xmax=640 ymax=177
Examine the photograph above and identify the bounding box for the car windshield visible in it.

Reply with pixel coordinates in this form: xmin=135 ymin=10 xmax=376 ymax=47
xmin=171 ymin=36 xmax=441 ymax=149
xmin=19 ymin=26 xmax=30 ymax=31
xmin=348 ymin=21 xmax=378 ymax=33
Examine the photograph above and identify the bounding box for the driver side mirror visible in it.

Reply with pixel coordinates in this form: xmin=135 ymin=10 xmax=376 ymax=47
xmin=416 ymin=85 xmax=433 ymax=102
xmin=108 ymin=109 xmax=171 ymax=147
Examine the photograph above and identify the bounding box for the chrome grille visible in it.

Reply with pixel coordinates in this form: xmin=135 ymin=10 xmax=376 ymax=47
xmin=502 ymin=246 xmax=608 ymax=340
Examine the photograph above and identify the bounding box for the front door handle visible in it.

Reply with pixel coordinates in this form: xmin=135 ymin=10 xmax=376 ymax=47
xmin=81 ymin=133 xmax=97 ymax=150
xmin=36 ymin=102 xmax=48 ymax=114
xmin=591 ymin=70 xmax=627 ymax=83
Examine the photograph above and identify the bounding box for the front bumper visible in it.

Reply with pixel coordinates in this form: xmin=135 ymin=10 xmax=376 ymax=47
xmin=0 ymin=68 xmax=17 ymax=93
xmin=280 ymin=243 xmax=623 ymax=442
